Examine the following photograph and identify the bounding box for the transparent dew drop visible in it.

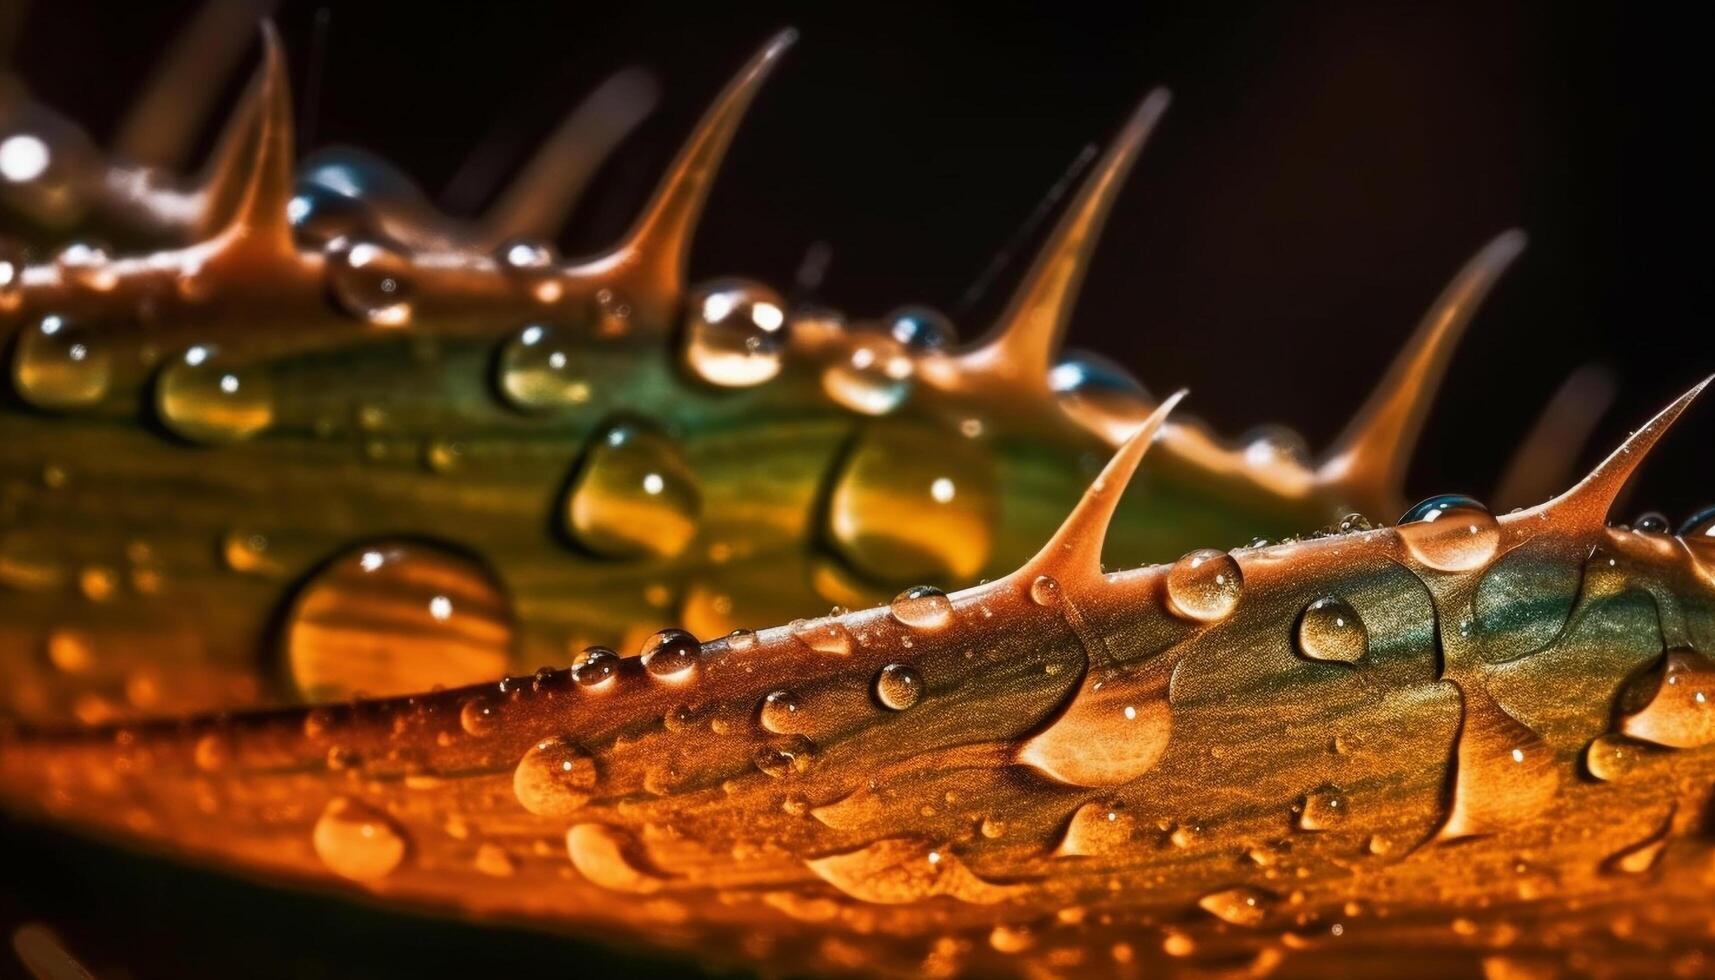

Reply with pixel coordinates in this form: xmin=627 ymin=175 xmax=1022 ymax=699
xmin=874 ymin=663 xmax=924 ymax=711
xmin=513 ymin=736 xmax=599 ymax=817
xmin=725 ymin=628 xmax=759 ymax=651
xmin=572 ymin=647 xmax=619 ymax=687
xmin=1396 ymin=494 xmax=1501 ymax=573
xmin=565 ymin=421 xmax=700 ymax=559
xmin=791 ymin=617 xmax=852 ymax=656
xmin=890 ymin=585 xmax=952 ymax=629
xmin=312 ymin=797 xmax=407 ymax=881
xmin=759 ymin=690 xmax=802 ymax=733
xmin=1296 ymin=785 xmax=1351 ymax=831
xmin=327 ymin=238 xmax=415 ymax=326
xmin=805 ymin=837 xmax=1018 ymax=905
xmin=156 ymin=344 xmax=273 ymax=443
xmin=12 ymin=314 xmax=110 ymax=410
xmin=283 ymin=541 xmax=514 ymax=701
xmin=460 ymin=694 xmax=502 ymax=737
xmin=287 ymin=186 xmax=375 ymax=247
xmin=683 ymin=278 xmax=789 ymax=387
xmin=1165 ymin=549 xmax=1244 ymax=622
xmin=755 ymin=734 xmax=815 ymax=778
xmin=826 ymin=422 xmax=997 ymax=583
xmin=1584 ymin=734 xmax=1643 ymax=781
xmin=1050 ymin=351 xmax=1152 ymax=435
xmin=1620 ymin=649 xmax=1715 ymax=749
xmin=1631 ymin=511 xmax=1671 ymax=534
xmin=54 ymin=241 xmax=116 ymax=291
xmin=1029 ymin=574 xmax=1062 ymax=608
xmin=1054 ymin=801 xmax=1135 ymax=857
xmin=1295 ymin=596 xmax=1368 ymax=663
xmin=882 ymin=305 xmax=956 ymax=352
xmin=640 ymin=628 xmax=700 ymax=680
xmin=1438 ymin=686 xmax=1561 ymax=841
xmin=1016 ymin=667 xmax=1173 ymax=788
xmin=496 ymin=238 xmax=558 ymax=272
xmin=1197 ymin=887 xmax=1275 ymax=927
xmin=497 ymin=323 xmax=591 ymax=410
xmin=823 ymin=335 xmax=914 ymax=415
xmin=565 ymin=823 xmax=667 ymax=893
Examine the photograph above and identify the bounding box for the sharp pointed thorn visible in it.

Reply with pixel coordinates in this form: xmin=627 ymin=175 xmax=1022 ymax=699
xmin=113 ymin=0 xmax=281 ymax=170
xmin=590 ymin=29 xmax=796 ymax=315
xmin=213 ymin=21 xmax=297 ymax=260
xmin=959 ymin=87 xmax=1170 ymax=388
xmin=1025 ymin=389 xmax=1187 ymax=585
xmin=1317 ymin=228 xmax=1527 ymax=515
xmin=1534 ymin=375 xmax=1710 ymax=534
xmin=475 ymin=66 xmax=662 ymax=248
xmin=1492 ymin=364 xmax=1619 ymax=511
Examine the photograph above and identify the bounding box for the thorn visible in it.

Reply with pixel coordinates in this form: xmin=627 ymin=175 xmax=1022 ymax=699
xmin=1024 ymin=389 xmax=1186 ymax=586
xmin=113 ymin=0 xmax=281 ymax=170
xmin=1493 ymin=364 xmax=1619 ymax=511
xmin=1533 ymin=375 xmax=1710 ymax=535
xmin=1317 ymin=229 xmax=1527 ymax=517
xmin=578 ymin=29 xmax=795 ymax=319
xmin=211 ymin=22 xmax=296 ymax=262
xmin=957 ymin=88 xmax=1169 ymax=390
xmin=474 ymin=66 xmax=662 ymax=248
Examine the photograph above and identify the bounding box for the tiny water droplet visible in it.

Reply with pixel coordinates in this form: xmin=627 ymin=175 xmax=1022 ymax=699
xmin=1165 ymin=549 xmax=1243 ymax=622
xmin=823 ymin=335 xmax=914 ymax=415
xmin=565 ymin=421 xmax=700 ymax=559
xmin=874 ymin=663 xmax=924 ymax=711
xmin=791 ymin=617 xmax=852 ymax=656
xmin=12 ymin=314 xmax=109 ymax=409
xmin=683 ymin=279 xmax=788 ymax=387
xmin=1055 ymin=801 xmax=1135 ymax=857
xmin=497 ymin=238 xmax=558 ymax=272
xmin=1295 ymin=596 xmax=1368 ymax=663
xmin=573 ymin=647 xmax=619 ymax=687
xmin=1029 ymin=574 xmax=1062 ymax=607
xmin=890 ymin=585 xmax=952 ymax=629
xmin=1632 ymin=511 xmax=1671 ymax=534
xmin=514 ymin=736 xmax=599 ymax=816
xmin=474 ymin=842 xmax=516 ymax=877
xmin=759 ymin=690 xmax=802 ymax=733
xmin=755 ymin=734 xmax=815 ymax=778
xmin=1297 ymin=785 xmax=1350 ymax=831
xmin=460 ymin=694 xmax=502 ymax=736
xmin=884 ymin=306 xmax=955 ymax=351
xmin=497 ymin=323 xmax=591 ymax=410
xmin=640 ymin=628 xmax=699 ymax=680
xmin=156 ymin=344 xmax=273 ymax=443
xmin=313 ymin=797 xmax=407 ymax=881
xmin=327 ymin=238 xmax=415 ymax=326
xmin=1240 ymin=424 xmax=1311 ymax=468
xmin=1198 ymin=887 xmax=1274 ymax=927
xmin=1397 ymin=495 xmax=1500 ymax=572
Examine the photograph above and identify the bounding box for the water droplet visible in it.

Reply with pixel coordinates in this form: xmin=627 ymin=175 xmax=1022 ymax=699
xmin=1198 ymin=887 xmax=1274 ymax=927
xmin=988 ymin=923 xmax=1036 ymax=954
xmin=826 ymin=422 xmax=997 ymax=583
xmin=791 ymin=617 xmax=852 ymax=656
xmin=327 ymin=238 xmax=415 ymax=326
xmin=1240 ymin=424 xmax=1311 ymax=468
xmin=313 ymin=797 xmax=407 ymax=881
xmin=1029 ymin=574 xmax=1062 ymax=608
xmin=565 ymin=421 xmax=700 ymax=559
xmin=54 ymin=241 xmax=116 ymax=291
xmin=12 ymin=314 xmax=109 ymax=409
xmin=573 ymin=647 xmax=619 ymax=687
xmin=1165 ymin=549 xmax=1243 ymax=622
xmin=1050 ymin=351 xmax=1151 ymax=436
xmin=754 ymin=734 xmax=815 ymax=778
xmin=640 ymin=628 xmax=699 ymax=680
xmin=1397 ymin=495 xmax=1500 ymax=572
xmin=1621 ymin=649 xmax=1715 ymax=749
xmin=497 ymin=238 xmax=558 ymax=272
xmin=287 ymin=183 xmax=375 ymax=247
xmin=683 ymin=278 xmax=788 ymax=387
xmin=1055 ymin=801 xmax=1135 ymax=857
xmin=1603 ymin=814 xmax=1672 ymax=875
xmin=874 ymin=663 xmax=924 ymax=711
xmin=1632 ymin=511 xmax=1671 ymax=534
xmin=806 ymin=837 xmax=1019 ymax=904
xmin=460 ymin=694 xmax=502 ymax=736
xmin=759 ymin=690 xmax=802 ymax=733
xmin=1297 ymin=785 xmax=1350 ymax=831
xmin=1295 ymin=597 xmax=1368 ymax=663
xmin=155 ymin=344 xmax=273 ymax=443
xmin=1438 ymin=686 xmax=1561 ymax=841
xmin=514 ymin=736 xmax=599 ymax=816
xmin=884 ymin=306 xmax=955 ymax=352
xmin=823 ymin=335 xmax=914 ymax=415
xmin=497 ymin=323 xmax=591 ymax=410
xmin=565 ymin=823 xmax=667 ymax=893
xmin=725 ymin=628 xmax=758 ymax=651
xmin=284 ymin=542 xmax=514 ymax=701
xmin=1016 ymin=667 xmax=1172 ymax=788
xmin=474 ymin=842 xmax=516 ymax=877
xmin=1583 ymin=734 xmax=1643 ymax=781
xmin=890 ymin=585 xmax=952 ymax=629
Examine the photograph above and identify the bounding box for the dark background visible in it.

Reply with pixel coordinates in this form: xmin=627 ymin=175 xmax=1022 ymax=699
xmin=2 ymin=1 xmax=1712 ymax=976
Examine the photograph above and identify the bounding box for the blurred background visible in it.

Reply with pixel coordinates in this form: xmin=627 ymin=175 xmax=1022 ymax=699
xmin=1 ymin=1 xmax=1711 ymax=976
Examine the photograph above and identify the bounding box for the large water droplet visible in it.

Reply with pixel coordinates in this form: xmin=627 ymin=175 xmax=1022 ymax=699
xmin=514 ymin=736 xmax=599 ymax=816
xmin=683 ymin=278 xmax=788 ymax=387
xmin=565 ymin=422 xmax=700 ymax=559
xmin=791 ymin=617 xmax=852 ymax=656
xmin=1583 ymin=734 xmax=1644 ymax=781
xmin=874 ymin=663 xmax=924 ymax=711
xmin=823 ymin=335 xmax=914 ymax=415
xmin=759 ymin=690 xmax=802 ymax=733
xmin=1165 ymin=549 xmax=1243 ymax=622
xmin=806 ymin=838 xmax=1019 ymax=905
xmin=327 ymin=238 xmax=415 ymax=326
xmin=890 ymin=585 xmax=952 ymax=629
xmin=640 ymin=628 xmax=700 ymax=680
xmin=155 ymin=344 xmax=273 ymax=443
xmin=1050 ymin=351 xmax=1151 ymax=436
xmin=1397 ymin=495 xmax=1500 ymax=572
xmin=497 ymin=323 xmax=591 ymax=410
xmin=573 ymin=647 xmax=620 ymax=688
xmin=1016 ymin=665 xmax=1172 ymax=787
xmin=284 ymin=542 xmax=514 ymax=701
xmin=826 ymin=422 xmax=997 ymax=583
xmin=1054 ymin=801 xmax=1135 ymax=857
xmin=565 ymin=823 xmax=667 ymax=893
xmin=1197 ymin=887 xmax=1274 ymax=927
xmin=1438 ymin=686 xmax=1560 ymax=841
xmin=1620 ymin=649 xmax=1715 ymax=749
xmin=1295 ymin=597 xmax=1368 ymax=663
xmin=313 ymin=797 xmax=407 ymax=881
xmin=12 ymin=314 xmax=109 ymax=409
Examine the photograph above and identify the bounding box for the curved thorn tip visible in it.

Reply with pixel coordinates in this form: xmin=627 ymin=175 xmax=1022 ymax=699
xmin=212 ymin=21 xmax=296 ymax=260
